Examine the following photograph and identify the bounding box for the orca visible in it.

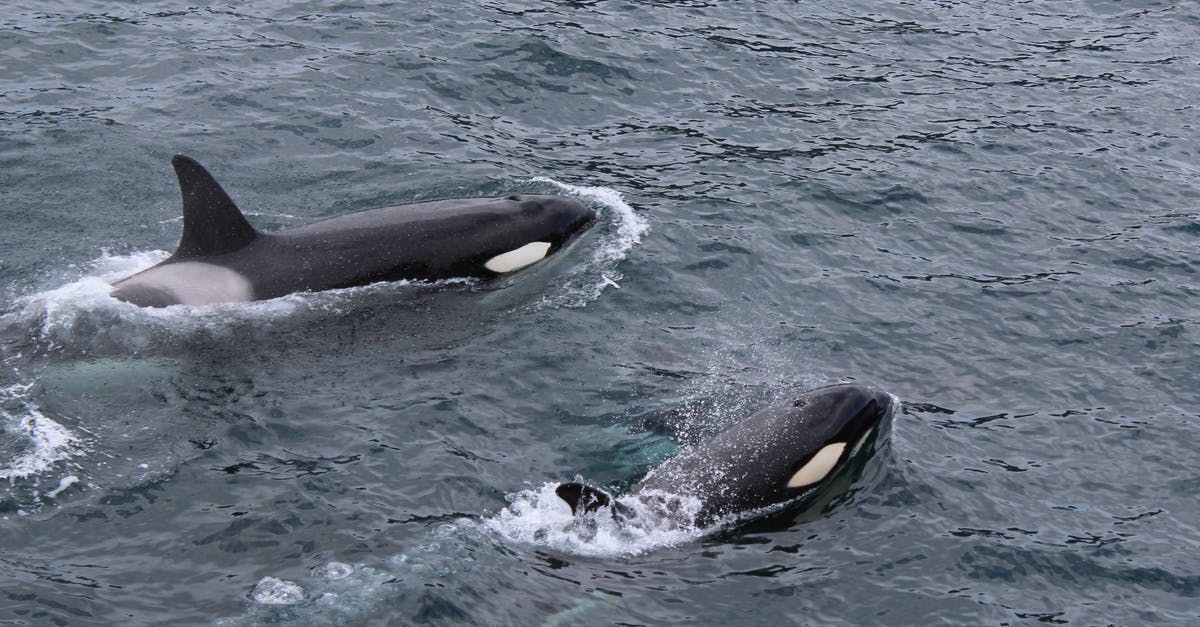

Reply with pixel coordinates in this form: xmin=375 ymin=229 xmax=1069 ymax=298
xmin=556 ymin=383 xmax=895 ymax=528
xmin=110 ymin=155 xmax=596 ymax=307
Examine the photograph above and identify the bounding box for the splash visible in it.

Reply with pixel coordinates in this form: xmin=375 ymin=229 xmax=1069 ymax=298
xmin=481 ymin=482 xmax=709 ymax=558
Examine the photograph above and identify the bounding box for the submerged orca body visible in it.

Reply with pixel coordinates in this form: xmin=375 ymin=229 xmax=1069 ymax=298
xmin=110 ymin=155 xmax=596 ymax=307
xmin=556 ymin=384 xmax=895 ymax=528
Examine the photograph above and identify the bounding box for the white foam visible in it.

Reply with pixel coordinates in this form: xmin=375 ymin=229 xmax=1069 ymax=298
xmin=250 ymin=576 xmax=307 ymax=605
xmin=3 ymin=251 xmax=163 ymax=347
xmin=481 ymin=482 xmax=708 ymax=558
xmin=0 ymin=383 xmax=83 ymax=482
xmin=529 ymin=178 xmax=649 ymax=307
xmin=44 ymin=474 xmax=79 ymax=498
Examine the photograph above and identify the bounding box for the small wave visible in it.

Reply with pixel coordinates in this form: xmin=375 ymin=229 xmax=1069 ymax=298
xmin=530 ymin=178 xmax=649 ymax=308
xmin=481 ymin=482 xmax=708 ymax=558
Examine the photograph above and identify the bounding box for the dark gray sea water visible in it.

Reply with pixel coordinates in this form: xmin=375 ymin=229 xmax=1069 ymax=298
xmin=2 ymin=1 xmax=1199 ymax=624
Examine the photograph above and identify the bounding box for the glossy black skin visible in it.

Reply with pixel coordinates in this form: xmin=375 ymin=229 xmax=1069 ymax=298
xmin=111 ymin=155 xmax=596 ymax=307
xmin=558 ymin=384 xmax=894 ymax=527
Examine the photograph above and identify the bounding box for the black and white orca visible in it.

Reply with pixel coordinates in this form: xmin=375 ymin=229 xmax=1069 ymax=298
xmin=557 ymin=384 xmax=895 ymax=528
xmin=110 ymin=155 xmax=596 ymax=307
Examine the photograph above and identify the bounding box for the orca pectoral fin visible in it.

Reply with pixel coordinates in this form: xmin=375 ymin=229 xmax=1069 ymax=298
xmin=555 ymin=482 xmax=615 ymax=515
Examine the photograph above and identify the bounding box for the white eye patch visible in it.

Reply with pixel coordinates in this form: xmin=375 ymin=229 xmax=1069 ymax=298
xmin=786 ymin=442 xmax=846 ymax=489
xmin=484 ymin=241 xmax=552 ymax=273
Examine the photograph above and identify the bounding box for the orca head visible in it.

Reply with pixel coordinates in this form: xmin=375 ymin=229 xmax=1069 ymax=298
xmin=779 ymin=384 xmax=894 ymax=493
xmin=481 ymin=195 xmax=596 ymax=274
xmin=507 ymin=194 xmax=596 ymax=250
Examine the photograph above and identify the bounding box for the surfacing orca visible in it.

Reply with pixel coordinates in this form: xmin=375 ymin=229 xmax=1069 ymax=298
xmin=110 ymin=155 xmax=596 ymax=307
xmin=556 ymin=383 xmax=895 ymax=528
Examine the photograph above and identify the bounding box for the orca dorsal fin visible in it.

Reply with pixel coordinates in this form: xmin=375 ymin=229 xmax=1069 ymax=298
xmin=169 ymin=154 xmax=258 ymax=260
xmin=555 ymin=482 xmax=615 ymax=515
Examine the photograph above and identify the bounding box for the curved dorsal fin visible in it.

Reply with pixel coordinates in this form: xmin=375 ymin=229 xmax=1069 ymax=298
xmin=169 ymin=154 xmax=258 ymax=260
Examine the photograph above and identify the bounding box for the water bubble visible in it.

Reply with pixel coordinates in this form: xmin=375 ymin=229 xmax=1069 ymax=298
xmin=317 ymin=561 xmax=354 ymax=580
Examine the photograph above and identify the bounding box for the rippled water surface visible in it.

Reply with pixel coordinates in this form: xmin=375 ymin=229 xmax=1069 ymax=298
xmin=2 ymin=1 xmax=1199 ymax=624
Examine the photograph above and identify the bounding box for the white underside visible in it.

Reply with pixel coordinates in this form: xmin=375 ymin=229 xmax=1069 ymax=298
xmin=123 ymin=261 xmax=254 ymax=305
xmin=485 ymin=241 xmax=552 ymax=273
xmin=786 ymin=442 xmax=847 ymax=488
